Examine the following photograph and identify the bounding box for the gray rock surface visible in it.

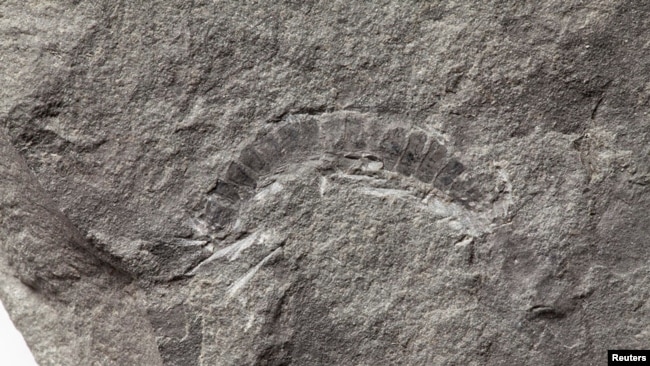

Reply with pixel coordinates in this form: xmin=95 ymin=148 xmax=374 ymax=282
xmin=1 ymin=1 xmax=649 ymax=365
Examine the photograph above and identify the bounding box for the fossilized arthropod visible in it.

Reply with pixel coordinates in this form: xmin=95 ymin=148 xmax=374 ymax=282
xmin=197 ymin=111 xmax=498 ymax=236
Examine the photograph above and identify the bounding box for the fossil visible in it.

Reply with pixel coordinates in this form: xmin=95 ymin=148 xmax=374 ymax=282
xmin=196 ymin=111 xmax=507 ymax=240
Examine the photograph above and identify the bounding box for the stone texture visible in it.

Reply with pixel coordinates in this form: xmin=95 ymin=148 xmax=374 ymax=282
xmin=1 ymin=1 xmax=649 ymax=365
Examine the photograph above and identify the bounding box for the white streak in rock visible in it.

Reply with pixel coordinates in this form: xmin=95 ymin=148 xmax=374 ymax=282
xmin=228 ymin=247 xmax=281 ymax=298
xmin=331 ymin=172 xmax=384 ymax=183
xmin=358 ymin=187 xmax=411 ymax=198
xmin=187 ymin=229 xmax=286 ymax=275
xmin=319 ymin=176 xmax=328 ymax=196
xmin=215 ymin=232 xmax=260 ymax=261
xmin=186 ymin=232 xmax=260 ymax=275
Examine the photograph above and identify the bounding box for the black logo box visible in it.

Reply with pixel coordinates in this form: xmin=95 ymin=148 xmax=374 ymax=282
xmin=609 ymin=350 xmax=650 ymax=365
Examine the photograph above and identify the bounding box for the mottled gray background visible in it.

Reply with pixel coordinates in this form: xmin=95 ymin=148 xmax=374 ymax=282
xmin=1 ymin=1 xmax=649 ymax=365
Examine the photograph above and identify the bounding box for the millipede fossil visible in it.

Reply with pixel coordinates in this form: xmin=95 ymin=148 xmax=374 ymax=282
xmin=197 ymin=111 xmax=505 ymax=234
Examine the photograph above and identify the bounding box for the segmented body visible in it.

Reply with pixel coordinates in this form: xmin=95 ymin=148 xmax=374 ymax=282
xmin=199 ymin=111 xmax=503 ymax=233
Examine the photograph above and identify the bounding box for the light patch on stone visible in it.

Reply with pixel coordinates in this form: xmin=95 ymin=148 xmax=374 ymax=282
xmin=423 ymin=196 xmax=455 ymax=216
xmin=319 ymin=176 xmax=329 ymax=196
xmin=421 ymin=197 xmax=491 ymax=236
xmin=244 ymin=313 xmax=256 ymax=332
xmin=454 ymin=236 xmax=473 ymax=249
xmin=253 ymin=181 xmax=284 ymax=201
xmin=187 ymin=217 xmax=211 ymax=237
xmin=364 ymin=160 xmax=384 ymax=171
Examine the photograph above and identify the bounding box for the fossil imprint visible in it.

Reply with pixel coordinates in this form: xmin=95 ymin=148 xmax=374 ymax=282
xmin=199 ymin=111 xmax=510 ymax=235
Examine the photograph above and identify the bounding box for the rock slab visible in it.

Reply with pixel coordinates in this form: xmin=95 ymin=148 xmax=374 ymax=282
xmin=1 ymin=1 xmax=649 ymax=365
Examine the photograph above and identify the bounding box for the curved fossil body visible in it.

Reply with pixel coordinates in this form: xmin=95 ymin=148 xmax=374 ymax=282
xmin=195 ymin=111 xmax=510 ymax=243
